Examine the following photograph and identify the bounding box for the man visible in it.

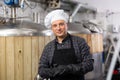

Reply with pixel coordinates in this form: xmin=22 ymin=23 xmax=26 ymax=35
xmin=38 ymin=9 xmax=94 ymax=80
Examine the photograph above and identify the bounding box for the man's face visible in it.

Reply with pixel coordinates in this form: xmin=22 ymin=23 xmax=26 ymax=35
xmin=51 ymin=20 xmax=68 ymax=37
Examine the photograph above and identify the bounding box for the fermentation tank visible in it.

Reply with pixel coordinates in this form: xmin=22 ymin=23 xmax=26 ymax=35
xmin=0 ymin=20 xmax=103 ymax=80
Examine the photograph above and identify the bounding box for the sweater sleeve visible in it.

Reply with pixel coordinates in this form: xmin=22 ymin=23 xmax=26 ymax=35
xmin=38 ymin=44 xmax=52 ymax=78
xmin=38 ymin=42 xmax=69 ymax=78
xmin=66 ymin=38 xmax=94 ymax=75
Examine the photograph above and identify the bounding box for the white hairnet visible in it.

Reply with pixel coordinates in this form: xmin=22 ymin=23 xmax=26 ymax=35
xmin=44 ymin=9 xmax=69 ymax=28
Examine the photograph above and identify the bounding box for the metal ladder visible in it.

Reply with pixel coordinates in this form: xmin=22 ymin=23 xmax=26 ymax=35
xmin=105 ymin=33 xmax=120 ymax=80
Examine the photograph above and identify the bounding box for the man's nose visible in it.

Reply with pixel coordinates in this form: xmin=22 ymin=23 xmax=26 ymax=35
xmin=56 ymin=25 xmax=61 ymax=29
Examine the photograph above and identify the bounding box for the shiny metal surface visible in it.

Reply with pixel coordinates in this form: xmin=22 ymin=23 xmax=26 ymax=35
xmin=68 ymin=23 xmax=91 ymax=34
xmin=85 ymin=53 xmax=103 ymax=80
xmin=0 ymin=20 xmax=90 ymax=36
xmin=0 ymin=20 xmax=40 ymax=36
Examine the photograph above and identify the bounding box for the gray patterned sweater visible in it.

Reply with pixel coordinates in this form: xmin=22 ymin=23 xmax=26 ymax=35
xmin=38 ymin=34 xmax=94 ymax=79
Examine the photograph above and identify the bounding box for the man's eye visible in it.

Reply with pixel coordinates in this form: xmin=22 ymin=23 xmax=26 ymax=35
xmin=59 ymin=23 xmax=64 ymax=26
xmin=52 ymin=24 xmax=57 ymax=27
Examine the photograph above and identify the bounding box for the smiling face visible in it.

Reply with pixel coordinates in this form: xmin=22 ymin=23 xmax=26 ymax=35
xmin=51 ymin=20 xmax=68 ymax=38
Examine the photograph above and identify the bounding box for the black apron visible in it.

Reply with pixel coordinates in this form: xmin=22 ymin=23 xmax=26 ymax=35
xmin=51 ymin=36 xmax=84 ymax=80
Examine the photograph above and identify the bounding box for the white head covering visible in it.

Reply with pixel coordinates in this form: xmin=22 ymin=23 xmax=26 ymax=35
xmin=44 ymin=9 xmax=69 ymax=28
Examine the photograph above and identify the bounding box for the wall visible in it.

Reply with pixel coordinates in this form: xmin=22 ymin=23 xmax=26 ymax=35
xmin=78 ymin=0 xmax=120 ymax=12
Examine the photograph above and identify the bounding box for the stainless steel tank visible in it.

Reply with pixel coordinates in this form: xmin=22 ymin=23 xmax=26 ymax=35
xmin=0 ymin=20 xmax=91 ymax=36
xmin=0 ymin=20 xmax=40 ymax=36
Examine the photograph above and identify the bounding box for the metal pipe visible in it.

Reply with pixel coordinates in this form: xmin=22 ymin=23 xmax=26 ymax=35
xmin=69 ymin=3 xmax=82 ymax=22
xmin=11 ymin=7 xmax=16 ymax=23
xmin=3 ymin=6 xmax=7 ymax=17
xmin=20 ymin=0 xmax=25 ymax=8
xmin=62 ymin=0 xmax=80 ymax=4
